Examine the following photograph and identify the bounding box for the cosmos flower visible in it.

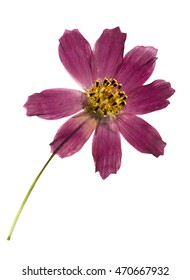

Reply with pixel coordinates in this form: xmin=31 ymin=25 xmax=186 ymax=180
xmin=7 ymin=28 xmax=175 ymax=240
xmin=24 ymin=27 xmax=174 ymax=179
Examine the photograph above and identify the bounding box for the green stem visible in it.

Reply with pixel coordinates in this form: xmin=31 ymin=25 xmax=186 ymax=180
xmin=7 ymin=118 xmax=87 ymax=240
xmin=7 ymin=153 xmax=55 ymax=240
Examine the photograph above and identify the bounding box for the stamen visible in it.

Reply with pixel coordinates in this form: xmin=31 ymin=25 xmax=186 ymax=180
xmin=84 ymin=78 xmax=128 ymax=118
xmin=94 ymin=106 xmax=99 ymax=113
xmin=104 ymin=78 xmax=109 ymax=85
xmin=89 ymin=92 xmax=95 ymax=96
xmin=120 ymin=101 xmax=126 ymax=106
xmin=111 ymin=79 xmax=117 ymax=85
xmin=96 ymin=80 xmax=99 ymax=87
xmin=112 ymin=101 xmax=117 ymax=106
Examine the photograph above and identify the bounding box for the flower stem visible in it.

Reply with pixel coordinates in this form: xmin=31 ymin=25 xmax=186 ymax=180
xmin=7 ymin=117 xmax=87 ymax=240
xmin=7 ymin=153 xmax=55 ymax=240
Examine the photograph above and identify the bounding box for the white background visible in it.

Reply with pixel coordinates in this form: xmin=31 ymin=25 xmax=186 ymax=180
xmin=0 ymin=0 xmax=189 ymax=279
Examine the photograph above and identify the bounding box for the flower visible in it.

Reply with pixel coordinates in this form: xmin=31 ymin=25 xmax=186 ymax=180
xmin=24 ymin=27 xmax=174 ymax=179
xmin=7 ymin=28 xmax=175 ymax=240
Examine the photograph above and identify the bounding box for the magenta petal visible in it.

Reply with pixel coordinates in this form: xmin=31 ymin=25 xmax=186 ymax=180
xmin=124 ymin=80 xmax=175 ymax=114
xmin=92 ymin=119 xmax=121 ymax=179
xmin=117 ymin=114 xmax=166 ymax=157
xmin=93 ymin=27 xmax=126 ymax=79
xmin=59 ymin=29 xmax=94 ymax=89
xmin=24 ymin=88 xmax=83 ymax=120
xmin=50 ymin=113 xmax=96 ymax=158
xmin=116 ymin=46 xmax=157 ymax=91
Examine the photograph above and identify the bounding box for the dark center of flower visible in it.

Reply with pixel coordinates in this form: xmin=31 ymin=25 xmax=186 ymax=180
xmin=84 ymin=78 xmax=128 ymax=118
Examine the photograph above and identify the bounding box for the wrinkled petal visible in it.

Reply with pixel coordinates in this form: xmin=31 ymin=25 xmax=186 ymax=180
xmin=50 ymin=113 xmax=96 ymax=157
xmin=124 ymin=80 xmax=175 ymax=114
xmin=93 ymin=27 xmax=126 ymax=80
xmin=116 ymin=46 xmax=157 ymax=91
xmin=92 ymin=119 xmax=121 ymax=179
xmin=117 ymin=114 xmax=166 ymax=157
xmin=59 ymin=29 xmax=94 ymax=89
xmin=24 ymin=88 xmax=83 ymax=120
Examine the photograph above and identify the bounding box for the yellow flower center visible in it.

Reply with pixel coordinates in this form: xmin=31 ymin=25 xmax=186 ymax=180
xmin=84 ymin=78 xmax=128 ymax=118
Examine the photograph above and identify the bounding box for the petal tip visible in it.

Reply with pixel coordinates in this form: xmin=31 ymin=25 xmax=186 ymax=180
xmin=59 ymin=28 xmax=80 ymax=41
xmin=23 ymin=99 xmax=30 ymax=115
xmin=96 ymin=169 xmax=118 ymax=180
xmin=154 ymin=141 xmax=167 ymax=157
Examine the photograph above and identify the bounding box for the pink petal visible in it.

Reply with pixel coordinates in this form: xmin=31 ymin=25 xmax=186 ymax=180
xmin=117 ymin=114 xmax=166 ymax=157
xmin=50 ymin=113 xmax=96 ymax=157
xmin=93 ymin=27 xmax=126 ymax=79
xmin=24 ymin=88 xmax=83 ymax=120
xmin=92 ymin=119 xmax=121 ymax=179
xmin=116 ymin=46 xmax=157 ymax=91
xmin=59 ymin=29 xmax=94 ymax=89
xmin=124 ymin=80 xmax=175 ymax=114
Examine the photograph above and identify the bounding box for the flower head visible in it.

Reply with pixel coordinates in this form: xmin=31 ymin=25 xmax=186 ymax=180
xmin=24 ymin=27 xmax=175 ymax=179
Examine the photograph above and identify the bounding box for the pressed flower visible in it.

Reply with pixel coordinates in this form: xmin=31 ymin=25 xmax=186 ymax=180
xmin=7 ymin=27 xmax=175 ymax=240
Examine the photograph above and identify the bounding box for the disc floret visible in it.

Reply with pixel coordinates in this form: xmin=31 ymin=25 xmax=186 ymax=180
xmin=84 ymin=78 xmax=128 ymax=118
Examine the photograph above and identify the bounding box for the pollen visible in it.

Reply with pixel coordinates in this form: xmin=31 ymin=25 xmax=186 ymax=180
xmin=84 ymin=78 xmax=128 ymax=118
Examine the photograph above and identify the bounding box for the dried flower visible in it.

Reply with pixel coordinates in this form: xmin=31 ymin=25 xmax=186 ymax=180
xmin=7 ymin=27 xmax=174 ymax=240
